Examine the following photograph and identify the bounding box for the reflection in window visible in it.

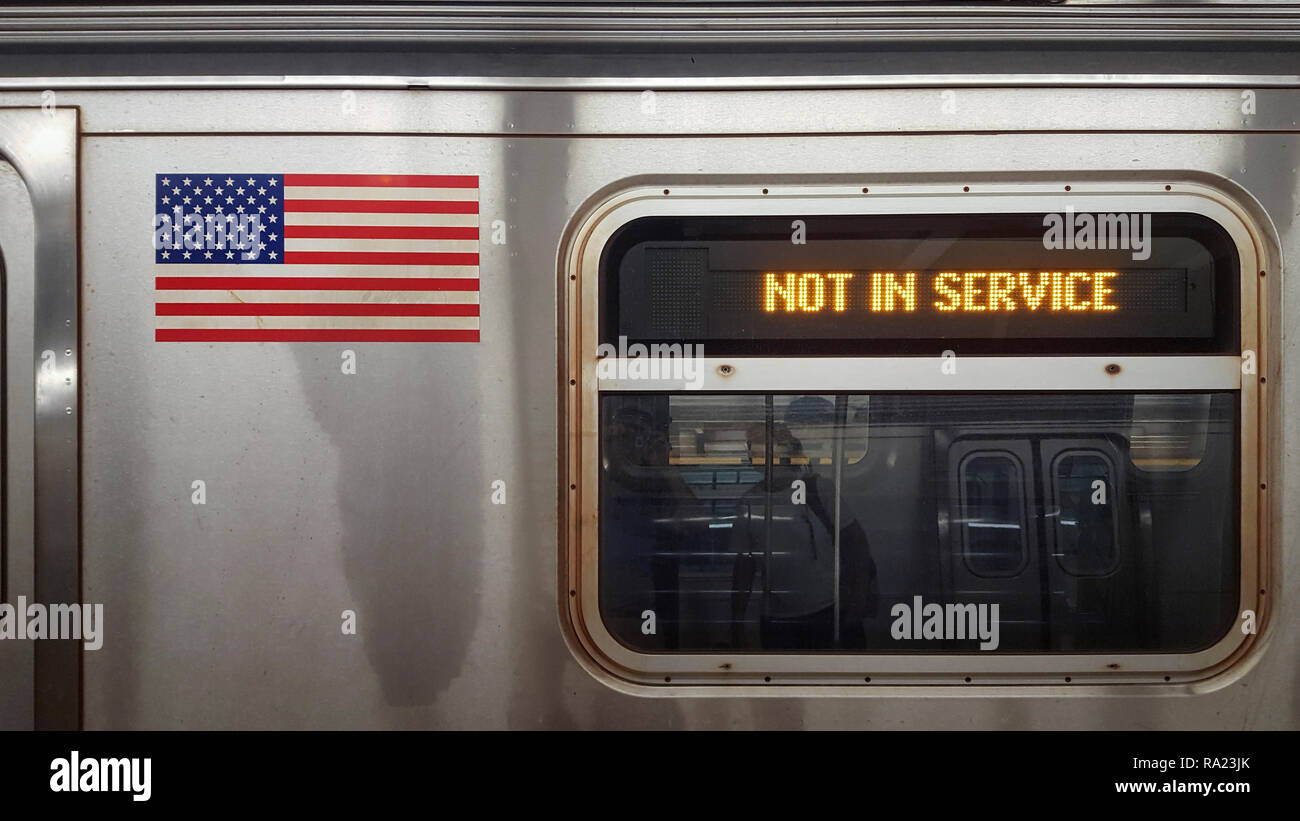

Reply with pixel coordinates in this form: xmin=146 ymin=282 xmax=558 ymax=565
xmin=1052 ymin=452 xmax=1119 ymax=577
xmin=598 ymin=392 xmax=1238 ymax=653
xmin=664 ymin=394 xmax=870 ymax=467
xmin=1130 ymin=394 xmax=1211 ymax=471
xmin=959 ymin=454 xmax=1028 ymax=578
xmin=600 ymin=394 xmax=876 ymax=651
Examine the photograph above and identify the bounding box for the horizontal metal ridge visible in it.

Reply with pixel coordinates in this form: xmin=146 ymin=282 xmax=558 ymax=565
xmin=5 ymin=73 xmax=1300 ymax=91
xmin=4 ymin=4 xmax=1300 ymax=44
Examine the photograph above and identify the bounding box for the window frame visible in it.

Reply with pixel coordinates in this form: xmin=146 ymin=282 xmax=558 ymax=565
xmin=562 ymin=180 xmax=1269 ymax=691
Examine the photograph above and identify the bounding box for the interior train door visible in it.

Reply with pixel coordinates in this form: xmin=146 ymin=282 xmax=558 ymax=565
xmin=0 ymin=107 xmax=80 ymax=730
xmin=941 ymin=419 xmax=1155 ymax=651
xmin=941 ymin=434 xmax=1043 ymax=650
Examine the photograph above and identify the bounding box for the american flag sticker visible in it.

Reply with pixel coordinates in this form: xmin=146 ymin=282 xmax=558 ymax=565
xmin=153 ymin=173 xmax=480 ymax=342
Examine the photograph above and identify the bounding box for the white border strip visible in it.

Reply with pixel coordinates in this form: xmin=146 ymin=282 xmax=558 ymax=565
xmin=595 ymin=356 xmax=1242 ymax=392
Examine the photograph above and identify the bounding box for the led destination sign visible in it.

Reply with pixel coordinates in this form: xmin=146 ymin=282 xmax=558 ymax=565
xmin=762 ymin=270 xmax=1121 ymax=314
xmin=604 ymin=213 xmax=1238 ymax=354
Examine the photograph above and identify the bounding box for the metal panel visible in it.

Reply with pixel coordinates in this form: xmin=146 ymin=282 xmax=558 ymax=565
xmin=67 ymin=90 xmax=1295 ymax=727
xmin=0 ymin=159 xmax=36 ymax=730
xmin=0 ymin=107 xmax=80 ymax=729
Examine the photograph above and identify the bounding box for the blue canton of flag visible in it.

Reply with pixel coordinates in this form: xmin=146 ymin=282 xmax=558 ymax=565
xmin=153 ymin=174 xmax=285 ymax=264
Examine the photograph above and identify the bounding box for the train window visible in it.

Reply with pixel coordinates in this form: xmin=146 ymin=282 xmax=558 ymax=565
xmin=958 ymin=453 xmax=1029 ymax=578
xmin=599 ymin=392 xmax=1237 ymax=653
xmin=567 ymin=183 xmax=1265 ymax=687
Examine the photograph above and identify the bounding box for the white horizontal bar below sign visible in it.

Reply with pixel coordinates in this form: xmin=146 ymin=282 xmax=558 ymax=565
xmin=593 ymin=356 xmax=1243 ymax=392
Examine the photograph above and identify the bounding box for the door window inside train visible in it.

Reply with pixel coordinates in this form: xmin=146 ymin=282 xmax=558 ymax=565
xmin=1050 ymin=451 xmax=1120 ymax=577
xmin=958 ymin=452 xmax=1029 ymax=579
xmin=599 ymin=392 xmax=1238 ymax=653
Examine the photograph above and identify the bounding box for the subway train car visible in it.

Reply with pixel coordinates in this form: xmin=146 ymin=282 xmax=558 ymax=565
xmin=0 ymin=2 xmax=1295 ymax=730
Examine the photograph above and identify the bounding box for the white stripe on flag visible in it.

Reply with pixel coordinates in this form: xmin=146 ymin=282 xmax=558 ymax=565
xmin=155 ymin=264 xmax=480 ymax=277
xmin=155 ymin=290 xmax=480 ymax=304
xmin=283 ymin=186 xmax=479 ymax=201
xmin=156 ymin=315 xmax=480 ymax=331
xmin=283 ymin=211 xmax=479 ymax=227
xmin=283 ymin=238 xmax=479 ymax=253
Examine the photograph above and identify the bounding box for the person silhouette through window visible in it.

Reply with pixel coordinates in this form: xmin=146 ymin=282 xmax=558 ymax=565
xmin=729 ymin=396 xmax=878 ymax=649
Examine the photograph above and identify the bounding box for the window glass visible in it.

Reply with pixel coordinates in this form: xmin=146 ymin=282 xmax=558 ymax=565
xmin=1052 ymin=452 xmax=1119 ymax=577
xmin=599 ymin=392 xmax=1238 ymax=653
xmin=1129 ymin=394 xmax=1212 ymax=471
xmin=960 ymin=453 xmax=1028 ymax=578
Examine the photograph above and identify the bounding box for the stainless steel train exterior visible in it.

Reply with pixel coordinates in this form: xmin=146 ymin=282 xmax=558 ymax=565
xmin=0 ymin=3 xmax=1297 ymax=730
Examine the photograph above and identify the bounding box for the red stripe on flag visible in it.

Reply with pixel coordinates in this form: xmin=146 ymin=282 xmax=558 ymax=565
xmin=157 ymin=303 xmax=480 ymax=317
xmin=157 ymin=328 xmax=480 ymax=342
xmin=283 ymin=225 xmax=478 ymax=240
xmin=284 ymin=199 xmax=478 ymax=214
xmin=282 ymin=174 xmax=478 ymax=188
xmin=156 ymin=276 xmax=479 ymax=291
xmin=282 ymin=251 xmax=478 ymax=266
